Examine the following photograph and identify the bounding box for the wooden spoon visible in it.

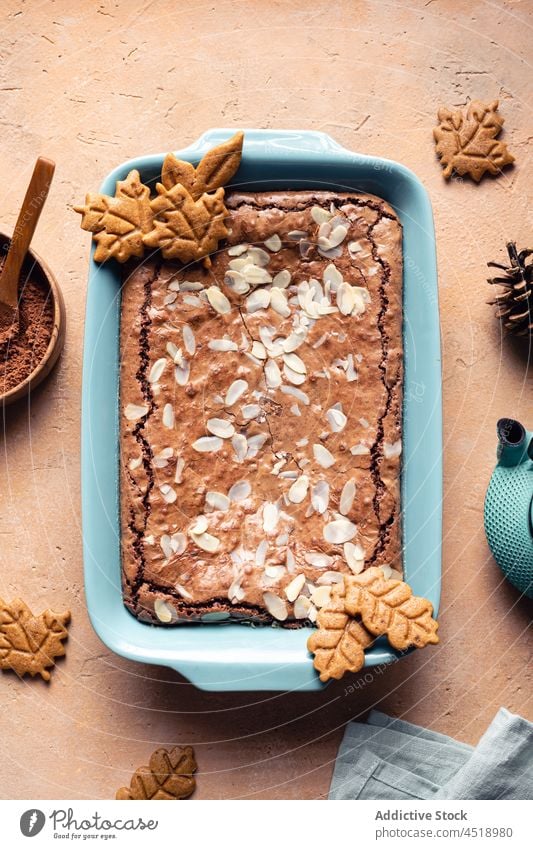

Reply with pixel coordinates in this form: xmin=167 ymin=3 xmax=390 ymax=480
xmin=0 ymin=157 xmax=55 ymax=344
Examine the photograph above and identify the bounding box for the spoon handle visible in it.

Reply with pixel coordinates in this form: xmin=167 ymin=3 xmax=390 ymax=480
xmin=0 ymin=157 xmax=55 ymax=309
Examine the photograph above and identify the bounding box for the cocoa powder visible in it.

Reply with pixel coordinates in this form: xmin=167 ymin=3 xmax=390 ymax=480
xmin=0 ymin=262 xmax=54 ymax=394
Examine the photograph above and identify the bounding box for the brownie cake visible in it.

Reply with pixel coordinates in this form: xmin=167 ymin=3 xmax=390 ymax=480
xmin=120 ymin=190 xmax=403 ymax=625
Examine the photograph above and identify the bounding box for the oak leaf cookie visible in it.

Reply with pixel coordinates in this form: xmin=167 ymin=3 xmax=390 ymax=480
xmin=433 ymin=99 xmax=514 ymax=182
xmin=161 ymin=131 xmax=244 ymax=199
xmin=341 ymin=567 xmax=439 ymax=651
xmin=306 ymin=596 xmax=373 ymax=683
xmin=0 ymin=596 xmax=70 ymax=681
xmin=74 ymin=169 xmax=153 ymax=263
xmin=116 ymin=746 xmax=197 ymax=800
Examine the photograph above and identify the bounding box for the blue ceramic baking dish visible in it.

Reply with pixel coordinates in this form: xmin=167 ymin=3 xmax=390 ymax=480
xmin=81 ymin=129 xmax=441 ymax=692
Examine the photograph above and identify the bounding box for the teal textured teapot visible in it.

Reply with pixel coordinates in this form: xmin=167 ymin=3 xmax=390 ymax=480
xmin=484 ymin=419 xmax=533 ymax=598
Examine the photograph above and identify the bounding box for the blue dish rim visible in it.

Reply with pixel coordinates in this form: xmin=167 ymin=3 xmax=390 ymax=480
xmin=81 ymin=129 xmax=442 ymax=692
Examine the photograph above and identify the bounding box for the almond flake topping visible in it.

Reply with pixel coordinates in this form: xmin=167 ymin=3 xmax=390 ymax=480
xmin=323 ymin=518 xmax=358 ymax=544
xmin=208 ymin=338 xmax=238 ymax=352
xmin=310 ymin=586 xmax=332 ymax=609
xmin=182 ymin=324 xmax=196 ymax=355
xmin=304 ymin=551 xmax=334 ymax=568
xmin=192 ymin=436 xmax=223 ymax=453
xmin=311 ymin=480 xmax=330 ymax=514
xmin=264 ymin=234 xmax=282 ymax=252
xmin=241 ymin=403 xmax=261 ymax=420
xmin=232 ymin=433 xmax=248 ymax=461
xmin=265 ymin=358 xmax=282 ymax=389
xmin=255 ymin=539 xmax=268 ymax=566
xmin=285 ymin=573 xmax=306 ymax=602
xmin=280 ymin=385 xmax=309 ymax=405
xmin=344 ymin=541 xmax=365 ymax=573
xmin=327 ymin=407 xmax=347 ymax=433
xmin=206 ymin=417 xmax=235 ymax=439
xmin=149 ymin=358 xmax=167 ymax=384
xmin=272 ymin=269 xmax=291 ymax=288
xmin=263 ymin=502 xmax=279 ymax=534
xmin=384 ymin=439 xmax=402 ymax=459
xmin=174 ymin=360 xmax=190 ymax=386
xmin=288 ymin=475 xmax=309 ymax=504
xmin=313 ymin=443 xmax=335 ymax=469
xmin=206 ymin=491 xmax=231 ymax=511
xmin=225 ymin=379 xmax=248 ymax=406
xmin=159 ymin=483 xmax=177 ymax=504
xmin=154 ymin=599 xmax=173 ymax=623
xmin=247 ymin=288 xmax=271 ymax=313
xmin=283 ymin=352 xmax=306 ymax=374
xmin=162 ymin=403 xmax=174 ymax=429
xmin=193 ymin=531 xmax=220 ymax=553
xmin=206 ymin=285 xmax=231 ymax=315
xmin=271 ymin=287 xmax=291 ymax=317
xmin=251 ymin=341 xmax=267 ymax=359
xmin=228 ymin=480 xmax=251 ymax=502
xmin=124 ymin=403 xmax=149 ymax=422
xmin=228 ymin=243 xmax=249 ymax=256
xmin=293 ymin=595 xmax=312 ymax=619
xmin=190 ymin=515 xmax=208 ymax=535
xmin=339 ymin=479 xmax=356 ymax=515
xmin=351 ymin=443 xmax=370 ymax=456
xmin=262 ymin=591 xmax=288 ymax=622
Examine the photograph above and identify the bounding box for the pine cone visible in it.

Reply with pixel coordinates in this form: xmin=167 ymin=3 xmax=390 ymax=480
xmin=487 ymin=242 xmax=532 ymax=336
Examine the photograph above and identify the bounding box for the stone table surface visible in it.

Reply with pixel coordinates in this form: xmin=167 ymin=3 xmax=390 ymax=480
xmin=1 ymin=0 xmax=531 ymax=800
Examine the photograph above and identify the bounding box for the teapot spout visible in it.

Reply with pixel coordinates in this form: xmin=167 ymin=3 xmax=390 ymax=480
xmin=496 ymin=418 xmax=533 ymax=467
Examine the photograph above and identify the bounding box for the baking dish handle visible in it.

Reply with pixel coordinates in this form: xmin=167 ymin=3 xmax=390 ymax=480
xmin=182 ymin=128 xmax=349 ymax=159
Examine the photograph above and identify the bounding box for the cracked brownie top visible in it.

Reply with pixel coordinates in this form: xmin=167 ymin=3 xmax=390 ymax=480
xmin=119 ymin=191 xmax=403 ymax=626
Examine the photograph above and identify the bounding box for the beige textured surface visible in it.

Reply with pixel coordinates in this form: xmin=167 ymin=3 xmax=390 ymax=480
xmin=0 ymin=0 xmax=531 ymax=800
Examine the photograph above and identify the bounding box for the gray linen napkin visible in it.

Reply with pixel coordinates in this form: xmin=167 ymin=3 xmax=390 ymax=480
xmin=329 ymin=708 xmax=533 ymax=800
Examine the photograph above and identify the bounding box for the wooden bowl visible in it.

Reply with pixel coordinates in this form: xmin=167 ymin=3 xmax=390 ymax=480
xmin=0 ymin=232 xmax=66 ymax=406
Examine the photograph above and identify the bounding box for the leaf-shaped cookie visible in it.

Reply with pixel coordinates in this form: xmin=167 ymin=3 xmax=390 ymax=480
xmin=433 ymin=99 xmax=514 ymax=182
xmin=161 ymin=131 xmax=243 ymax=199
xmin=341 ymin=568 xmax=439 ymax=651
xmin=116 ymin=746 xmax=197 ymax=800
xmin=0 ymin=596 xmax=70 ymax=681
xmin=307 ymin=596 xmax=373 ymax=683
xmin=74 ymin=169 xmax=153 ymax=263
xmin=144 ymin=184 xmax=229 ymax=263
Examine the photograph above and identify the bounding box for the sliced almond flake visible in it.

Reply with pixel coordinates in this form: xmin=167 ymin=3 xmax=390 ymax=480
xmin=290 ymin=404 xmax=301 ymax=417
xmin=159 ymin=483 xmax=177 ymax=504
xmin=162 ymin=403 xmax=175 ymax=429
xmin=160 ymin=534 xmax=173 ymax=560
xmin=148 ymin=358 xmax=167 ymax=384
xmin=285 ymin=573 xmax=306 ymax=602
xmin=323 ymin=262 xmax=343 ymax=291
xmin=154 ymin=598 xmax=174 ymax=623
xmin=348 ymin=240 xmax=362 ymax=254
xmin=305 ymin=551 xmax=335 ymax=569
xmin=243 ymin=265 xmax=272 ymax=286
xmin=283 ymin=352 xmax=306 ymax=374
xmin=124 ymin=403 xmax=149 ymax=422
xmin=174 ymin=456 xmax=185 ymax=483
xmin=384 ymin=439 xmax=402 ymax=459
xmin=206 ymin=491 xmax=231 ymax=511
xmin=282 ymin=331 xmax=306 ymax=354
xmin=262 ymin=591 xmax=288 ymax=622
xmin=174 ymin=360 xmax=190 ymax=386
xmin=265 ymin=565 xmax=284 ymax=579
xmin=192 ymin=531 xmax=220 ymax=553
xmin=206 ymin=285 xmax=231 ymax=315
xmin=175 ymin=584 xmax=193 ymax=600
xmin=182 ymin=324 xmax=196 ymax=355
xmin=344 ymin=541 xmax=365 ymax=574
xmin=326 ymin=407 xmax=347 ymax=433
xmin=316 ymin=571 xmax=344 ymax=585
xmin=346 ymin=353 xmax=358 ymax=382
xmin=263 ymin=502 xmax=279 ymax=534
xmin=228 ymin=243 xmax=249 ymax=256
xmin=225 ymin=379 xmax=248 ymax=407
xmin=283 ymin=364 xmax=306 ymax=386
xmin=350 ymin=443 xmax=370 ymax=456
xmin=164 ymin=291 xmax=177 ymax=305
xmin=310 ymin=586 xmax=332 ymax=609
xmin=207 ymin=417 xmax=235 ymax=439
xmin=247 ymin=432 xmax=268 ymax=458
xmin=232 ymin=433 xmax=248 ymax=461
xmin=337 ymin=281 xmax=356 ymax=315
xmin=168 ymin=280 xmax=180 ymax=291
xmin=171 ymin=532 xmax=187 ymax=555
xmin=246 ymin=288 xmax=271 ymax=313
xmin=251 ymin=341 xmax=267 ymax=360
xmin=129 ymin=456 xmax=142 ymax=471
xmin=264 ymin=234 xmax=282 ymax=252
xmin=280 ymin=385 xmax=309 ymax=405
xmin=296 ymin=437 xmax=308 ymax=448
xmin=285 ymin=547 xmax=296 ymax=574
xmin=265 ymin=358 xmax=282 ymax=389
xmin=307 ymin=603 xmax=318 ymax=623
xmin=313 ymin=443 xmax=335 ymax=469
xmin=272 ymin=269 xmax=291 ymax=288
xmin=241 ymin=403 xmax=261 ymax=420
xmin=208 ymin=338 xmax=238 ymax=352
xmin=247 ymin=246 xmax=271 ymax=267
xmin=380 ymin=564 xmax=393 ymax=580
xmin=287 ymin=230 xmax=307 ymax=240
xmin=311 ymin=480 xmax=330 ymax=514
xmin=288 ymin=475 xmax=309 ymax=504
xmin=228 ymin=581 xmax=245 ymax=603
xmin=225 ymin=270 xmax=250 ymax=294
xmin=293 ymin=595 xmax=312 ymax=619
xmin=276 ymin=531 xmax=289 ymax=545
xmin=192 ymin=436 xmax=223 ymax=453
xmin=255 ymin=539 xmax=269 ymax=567
xmin=324 ymin=518 xmax=357 ymax=544
xmin=339 ymin=479 xmax=356 ymax=516
xmin=271 ymin=287 xmax=291 ymax=317
xmin=228 ymin=480 xmax=251 ymax=502
xmin=279 ymin=470 xmax=298 ymax=480
xmin=181 ymin=280 xmax=203 ymax=292
xmin=311 ymin=206 xmax=333 ymax=224
xmin=166 ymin=341 xmax=179 ymax=360
xmin=190 ymin=515 xmax=208 ymax=535
xmin=359 ymin=417 xmax=370 ymax=428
